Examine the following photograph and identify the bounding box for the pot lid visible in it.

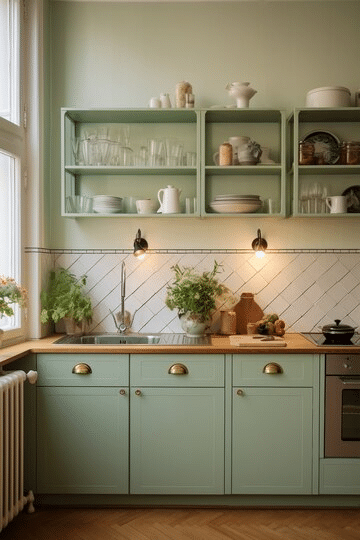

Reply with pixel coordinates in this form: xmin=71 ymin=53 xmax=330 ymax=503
xmin=322 ymin=319 xmax=356 ymax=333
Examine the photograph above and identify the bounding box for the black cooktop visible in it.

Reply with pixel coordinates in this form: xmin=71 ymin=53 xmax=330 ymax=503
xmin=302 ymin=332 xmax=360 ymax=346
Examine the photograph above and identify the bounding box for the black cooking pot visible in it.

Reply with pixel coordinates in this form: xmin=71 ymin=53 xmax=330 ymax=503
xmin=321 ymin=319 xmax=357 ymax=343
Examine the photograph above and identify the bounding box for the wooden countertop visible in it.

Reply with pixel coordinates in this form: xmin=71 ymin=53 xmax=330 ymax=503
xmin=1 ymin=333 xmax=360 ymax=367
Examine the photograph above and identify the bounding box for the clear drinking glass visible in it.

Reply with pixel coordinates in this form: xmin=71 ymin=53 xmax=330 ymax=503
xmin=148 ymin=139 xmax=166 ymax=166
xmin=165 ymin=139 xmax=184 ymax=166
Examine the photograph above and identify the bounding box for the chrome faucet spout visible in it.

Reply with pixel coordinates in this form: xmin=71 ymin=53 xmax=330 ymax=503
xmin=110 ymin=261 xmax=131 ymax=333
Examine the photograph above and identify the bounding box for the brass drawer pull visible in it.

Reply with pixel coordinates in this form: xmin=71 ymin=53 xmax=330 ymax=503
xmin=135 ymin=389 xmax=142 ymax=396
xmin=237 ymin=389 xmax=244 ymax=396
xmin=263 ymin=362 xmax=283 ymax=375
xmin=119 ymin=389 xmax=126 ymax=395
xmin=72 ymin=362 xmax=92 ymax=375
xmin=168 ymin=363 xmax=189 ymax=375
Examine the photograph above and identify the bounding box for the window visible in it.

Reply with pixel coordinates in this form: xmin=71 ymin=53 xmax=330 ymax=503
xmin=0 ymin=0 xmax=20 ymax=124
xmin=0 ymin=0 xmax=25 ymax=336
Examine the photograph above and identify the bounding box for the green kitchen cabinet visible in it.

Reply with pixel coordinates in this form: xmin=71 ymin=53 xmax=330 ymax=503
xmin=129 ymin=354 xmax=225 ymax=495
xmin=232 ymin=355 xmax=316 ymax=495
xmin=61 ymin=107 xmax=287 ymax=219
xmin=61 ymin=108 xmax=200 ymax=218
xmin=36 ymin=354 xmax=129 ymax=494
xmin=201 ymin=108 xmax=287 ymax=217
xmin=289 ymin=108 xmax=360 ymax=217
xmin=232 ymin=386 xmax=313 ymax=494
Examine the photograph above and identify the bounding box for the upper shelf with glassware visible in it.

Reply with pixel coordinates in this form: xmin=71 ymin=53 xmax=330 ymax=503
xmin=61 ymin=107 xmax=288 ymax=218
xmin=61 ymin=107 xmax=287 ymax=218
xmin=289 ymin=108 xmax=360 ymax=217
xmin=62 ymin=108 xmax=200 ymax=217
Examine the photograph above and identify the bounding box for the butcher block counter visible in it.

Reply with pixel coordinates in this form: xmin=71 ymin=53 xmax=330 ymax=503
xmin=1 ymin=332 xmax=359 ymax=367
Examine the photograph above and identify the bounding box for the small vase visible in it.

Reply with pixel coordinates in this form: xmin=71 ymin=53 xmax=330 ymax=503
xmin=180 ymin=312 xmax=210 ymax=337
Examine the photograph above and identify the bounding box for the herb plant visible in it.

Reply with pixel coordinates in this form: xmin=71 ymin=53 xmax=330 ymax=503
xmin=40 ymin=268 xmax=93 ymax=325
xmin=165 ymin=262 xmax=224 ymax=322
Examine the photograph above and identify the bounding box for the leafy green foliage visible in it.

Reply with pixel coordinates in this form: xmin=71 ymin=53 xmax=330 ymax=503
xmin=165 ymin=261 xmax=224 ymax=322
xmin=40 ymin=268 xmax=93 ymax=324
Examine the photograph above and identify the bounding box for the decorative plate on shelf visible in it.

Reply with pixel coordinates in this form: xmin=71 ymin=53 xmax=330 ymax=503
xmin=342 ymin=185 xmax=360 ymax=213
xmin=303 ymin=130 xmax=340 ymax=164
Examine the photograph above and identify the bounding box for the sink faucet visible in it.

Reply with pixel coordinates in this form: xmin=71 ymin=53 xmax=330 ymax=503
xmin=110 ymin=261 xmax=129 ymax=333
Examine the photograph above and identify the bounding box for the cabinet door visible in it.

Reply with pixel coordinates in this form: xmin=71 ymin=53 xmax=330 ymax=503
xmin=37 ymin=387 xmax=129 ymax=494
xmin=130 ymin=387 xmax=224 ymax=494
xmin=232 ymin=387 xmax=313 ymax=494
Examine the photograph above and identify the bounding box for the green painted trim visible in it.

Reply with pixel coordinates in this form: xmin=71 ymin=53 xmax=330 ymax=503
xmin=36 ymin=493 xmax=360 ymax=508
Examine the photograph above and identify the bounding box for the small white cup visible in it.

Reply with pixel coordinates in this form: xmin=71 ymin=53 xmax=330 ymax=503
xmin=136 ymin=199 xmax=158 ymax=214
xmin=325 ymin=195 xmax=349 ymax=214
xmin=148 ymin=97 xmax=161 ymax=109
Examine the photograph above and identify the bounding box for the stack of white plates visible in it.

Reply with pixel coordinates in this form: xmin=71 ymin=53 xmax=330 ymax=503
xmin=93 ymin=195 xmax=123 ymax=214
xmin=209 ymin=194 xmax=262 ymax=214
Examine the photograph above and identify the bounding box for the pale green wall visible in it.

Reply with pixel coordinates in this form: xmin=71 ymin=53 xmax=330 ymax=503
xmin=49 ymin=1 xmax=360 ymax=250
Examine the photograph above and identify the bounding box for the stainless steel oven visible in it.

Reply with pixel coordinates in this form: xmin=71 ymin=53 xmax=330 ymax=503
xmin=325 ymin=354 xmax=360 ymax=458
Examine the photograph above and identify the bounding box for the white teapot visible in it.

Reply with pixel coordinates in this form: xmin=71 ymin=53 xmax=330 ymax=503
xmin=157 ymin=185 xmax=182 ymax=214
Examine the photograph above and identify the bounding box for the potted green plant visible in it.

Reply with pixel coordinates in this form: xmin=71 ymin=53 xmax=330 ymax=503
xmin=0 ymin=275 xmax=27 ymax=345
xmin=165 ymin=261 xmax=225 ymax=336
xmin=40 ymin=268 xmax=93 ymax=335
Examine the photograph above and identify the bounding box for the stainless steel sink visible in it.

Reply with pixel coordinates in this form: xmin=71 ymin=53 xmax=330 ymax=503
xmin=53 ymin=333 xmax=211 ymax=346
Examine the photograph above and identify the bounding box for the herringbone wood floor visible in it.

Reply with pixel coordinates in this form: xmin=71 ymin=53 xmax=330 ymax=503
xmin=1 ymin=507 xmax=360 ymax=540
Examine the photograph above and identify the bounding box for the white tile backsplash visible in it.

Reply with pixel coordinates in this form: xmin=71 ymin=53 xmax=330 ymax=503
xmin=33 ymin=249 xmax=360 ymax=335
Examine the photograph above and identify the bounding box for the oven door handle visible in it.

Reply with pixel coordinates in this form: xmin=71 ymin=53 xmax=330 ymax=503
xmin=340 ymin=376 xmax=360 ymax=384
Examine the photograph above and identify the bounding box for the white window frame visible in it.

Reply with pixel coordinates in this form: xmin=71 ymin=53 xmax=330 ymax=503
xmin=0 ymin=0 xmax=26 ymax=344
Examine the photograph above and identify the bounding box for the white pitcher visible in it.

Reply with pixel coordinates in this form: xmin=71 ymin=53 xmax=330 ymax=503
xmin=325 ymin=195 xmax=349 ymax=214
xmin=157 ymin=185 xmax=182 ymax=214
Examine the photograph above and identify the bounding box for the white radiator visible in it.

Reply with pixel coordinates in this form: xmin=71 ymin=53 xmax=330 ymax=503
xmin=0 ymin=370 xmax=37 ymax=532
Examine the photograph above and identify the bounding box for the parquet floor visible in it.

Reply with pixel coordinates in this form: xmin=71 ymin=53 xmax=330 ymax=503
xmin=1 ymin=507 xmax=360 ymax=540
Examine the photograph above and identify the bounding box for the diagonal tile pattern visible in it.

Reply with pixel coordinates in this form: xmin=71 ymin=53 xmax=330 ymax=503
xmin=47 ymin=251 xmax=360 ymax=334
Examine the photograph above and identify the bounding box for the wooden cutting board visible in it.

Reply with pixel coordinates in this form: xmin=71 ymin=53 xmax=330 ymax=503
xmin=229 ymin=334 xmax=287 ymax=347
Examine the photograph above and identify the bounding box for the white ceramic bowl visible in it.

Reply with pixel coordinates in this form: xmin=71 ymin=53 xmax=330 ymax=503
xmin=210 ymin=201 xmax=262 ymax=214
xmin=306 ymin=86 xmax=351 ymax=108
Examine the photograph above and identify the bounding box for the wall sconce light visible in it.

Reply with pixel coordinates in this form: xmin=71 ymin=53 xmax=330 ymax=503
xmin=251 ymin=228 xmax=267 ymax=258
xmin=133 ymin=229 xmax=148 ymax=259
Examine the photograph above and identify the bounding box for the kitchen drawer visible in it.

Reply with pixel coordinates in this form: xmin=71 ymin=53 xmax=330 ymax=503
xmin=130 ymin=354 xmax=224 ymax=387
xmin=37 ymin=354 xmax=129 ymax=386
xmin=232 ymin=354 xmax=314 ymax=387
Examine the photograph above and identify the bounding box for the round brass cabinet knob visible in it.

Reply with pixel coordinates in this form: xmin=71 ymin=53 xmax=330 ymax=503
xmin=135 ymin=389 xmax=142 ymax=396
xmin=72 ymin=363 xmax=92 ymax=375
xmin=236 ymin=389 xmax=244 ymax=396
xmin=262 ymin=362 xmax=283 ymax=375
xmin=119 ymin=389 xmax=126 ymax=396
xmin=168 ymin=363 xmax=189 ymax=375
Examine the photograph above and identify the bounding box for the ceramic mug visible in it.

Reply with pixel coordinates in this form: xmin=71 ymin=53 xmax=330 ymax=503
xmin=325 ymin=195 xmax=349 ymax=214
xmin=148 ymin=97 xmax=161 ymax=109
xmin=136 ymin=199 xmax=158 ymax=214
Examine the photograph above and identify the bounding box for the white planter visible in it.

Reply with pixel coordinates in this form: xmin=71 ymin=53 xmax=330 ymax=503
xmin=180 ymin=312 xmax=211 ymax=337
xmin=306 ymin=86 xmax=351 ymax=108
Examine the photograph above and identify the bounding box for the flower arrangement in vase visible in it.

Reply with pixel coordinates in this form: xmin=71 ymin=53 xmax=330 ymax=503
xmin=0 ymin=275 xmax=27 ymax=345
